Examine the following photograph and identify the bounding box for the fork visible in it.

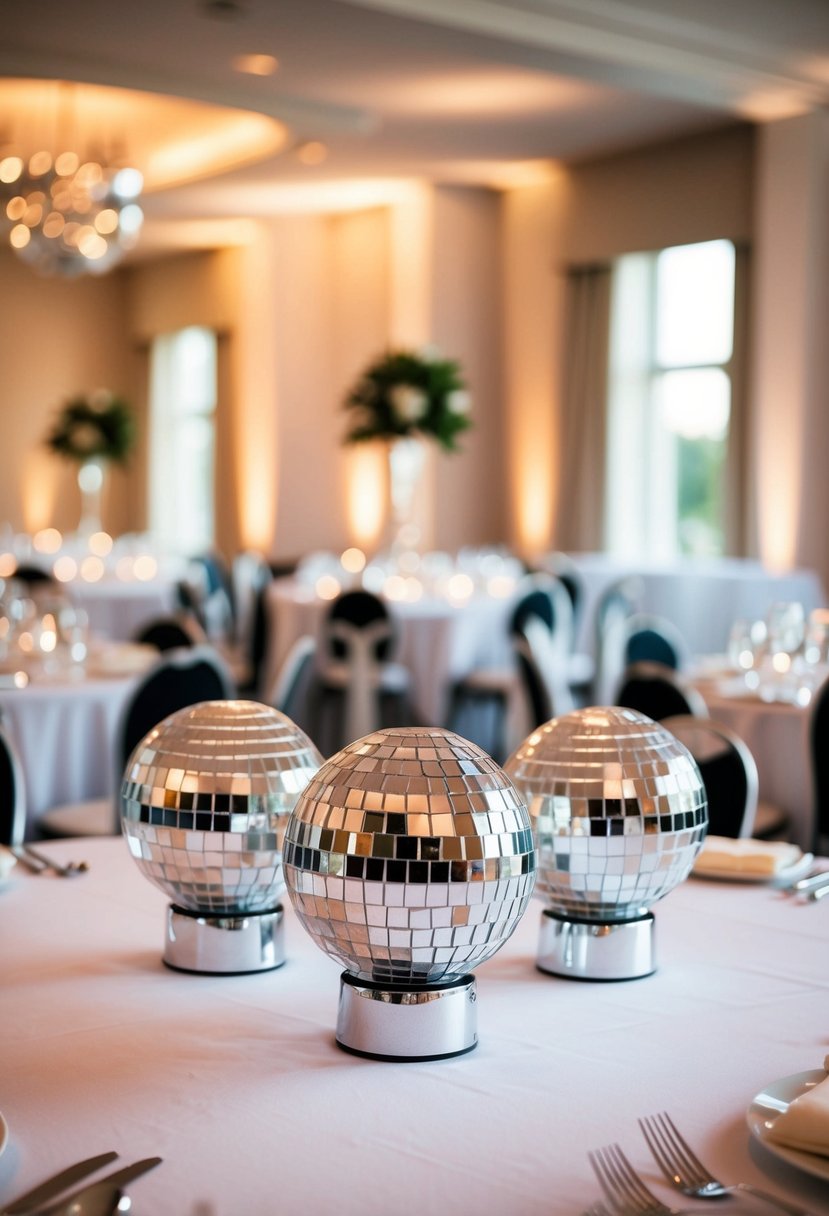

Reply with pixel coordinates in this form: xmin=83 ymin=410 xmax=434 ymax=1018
xmin=639 ymin=1112 xmax=812 ymax=1216
xmin=588 ymin=1142 xmax=706 ymax=1215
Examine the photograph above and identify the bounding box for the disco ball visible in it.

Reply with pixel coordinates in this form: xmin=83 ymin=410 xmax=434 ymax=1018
xmin=504 ymin=707 xmax=707 ymax=923
xmin=284 ymin=726 xmax=536 ymax=985
xmin=121 ymin=700 xmax=323 ymax=915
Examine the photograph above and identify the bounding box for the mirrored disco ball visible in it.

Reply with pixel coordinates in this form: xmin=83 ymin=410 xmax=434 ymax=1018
xmin=284 ymin=727 xmax=536 ymax=985
xmin=121 ymin=700 xmax=324 ymax=915
xmin=504 ymin=707 xmax=707 ymax=922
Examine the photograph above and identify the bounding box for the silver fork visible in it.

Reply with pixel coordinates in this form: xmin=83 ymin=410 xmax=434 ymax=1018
xmin=588 ymin=1142 xmax=705 ymax=1215
xmin=639 ymin=1112 xmax=813 ymax=1216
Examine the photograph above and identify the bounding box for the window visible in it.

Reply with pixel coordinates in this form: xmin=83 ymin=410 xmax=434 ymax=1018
xmin=604 ymin=239 xmax=736 ymax=560
xmin=148 ymin=326 xmax=217 ymax=555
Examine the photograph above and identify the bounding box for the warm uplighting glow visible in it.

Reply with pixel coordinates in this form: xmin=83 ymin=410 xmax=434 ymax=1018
xmin=133 ymin=555 xmax=158 ymax=581
xmin=80 ymin=555 xmax=105 ymax=582
xmin=232 ymin=53 xmax=279 ymax=76
xmin=447 ymin=573 xmax=474 ymax=602
xmin=340 ymin=547 xmax=366 ymax=574
xmin=345 ymin=445 xmax=385 ymax=550
xmin=88 ymin=531 xmax=113 ymax=556
xmin=53 ymin=556 xmax=78 ymax=582
xmin=33 ymin=527 xmax=62 ymax=554
xmin=297 ymin=141 xmax=328 ymax=166
xmin=0 ymin=552 xmax=17 ymax=578
xmin=737 ymin=88 xmax=815 ymax=123
xmin=315 ymin=574 xmax=341 ymax=600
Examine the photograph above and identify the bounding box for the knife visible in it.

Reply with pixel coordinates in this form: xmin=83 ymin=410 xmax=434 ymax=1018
xmin=35 ymin=1159 xmax=162 ymax=1216
xmin=790 ymin=868 xmax=829 ymax=892
xmin=2 ymin=1152 xmax=118 ymax=1215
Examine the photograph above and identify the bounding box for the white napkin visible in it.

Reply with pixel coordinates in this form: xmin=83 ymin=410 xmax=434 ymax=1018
xmin=0 ymin=846 xmax=17 ymax=879
xmin=768 ymin=1057 xmax=829 ymax=1157
xmin=694 ymin=836 xmax=801 ymax=876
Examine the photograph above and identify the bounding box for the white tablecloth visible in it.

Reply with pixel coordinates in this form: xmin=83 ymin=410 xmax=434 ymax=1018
xmin=1 ymin=837 xmax=828 ymax=1216
xmin=263 ymin=582 xmax=515 ymax=725
xmin=0 ymin=664 xmax=145 ymax=833
xmin=561 ymin=554 xmax=825 ymax=658
xmin=68 ymin=578 xmax=179 ymax=641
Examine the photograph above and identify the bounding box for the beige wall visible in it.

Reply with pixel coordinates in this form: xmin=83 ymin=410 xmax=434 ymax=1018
xmin=0 ymin=250 xmax=133 ymax=537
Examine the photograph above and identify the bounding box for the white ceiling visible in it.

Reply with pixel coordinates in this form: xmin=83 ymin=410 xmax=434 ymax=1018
xmin=3 ymin=0 xmax=829 ymax=252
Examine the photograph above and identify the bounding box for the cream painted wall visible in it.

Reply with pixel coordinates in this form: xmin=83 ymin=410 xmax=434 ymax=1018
xmin=0 ymin=250 xmax=132 ymax=538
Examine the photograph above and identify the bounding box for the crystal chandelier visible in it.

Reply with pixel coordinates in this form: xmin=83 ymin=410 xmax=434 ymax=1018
xmin=0 ymin=83 xmax=144 ymax=277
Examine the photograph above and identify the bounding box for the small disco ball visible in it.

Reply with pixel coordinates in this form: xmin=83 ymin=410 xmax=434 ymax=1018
xmin=283 ymin=726 xmax=536 ymax=985
xmin=504 ymin=707 xmax=707 ymax=922
xmin=121 ymin=700 xmax=324 ymax=915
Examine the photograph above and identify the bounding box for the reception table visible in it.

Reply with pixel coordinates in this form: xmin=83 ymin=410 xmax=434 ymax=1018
xmin=1 ymin=837 xmax=828 ymax=1216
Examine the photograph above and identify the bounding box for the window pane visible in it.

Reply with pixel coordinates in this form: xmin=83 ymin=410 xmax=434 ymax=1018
xmin=656 ymin=240 xmax=735 ymax=367
xmin=657 ymin=367 xmax=730 ymax=440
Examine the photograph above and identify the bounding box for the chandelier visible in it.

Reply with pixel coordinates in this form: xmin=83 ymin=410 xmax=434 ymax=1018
xmin=0 ymin=84 xmax=144 ymax=277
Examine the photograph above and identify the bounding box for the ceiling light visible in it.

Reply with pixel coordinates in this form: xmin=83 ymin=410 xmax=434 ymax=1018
xmin=296 ymin=141 xmax=328 ymax=166
xmin=232 ymin=53 xmax=279 ymax=76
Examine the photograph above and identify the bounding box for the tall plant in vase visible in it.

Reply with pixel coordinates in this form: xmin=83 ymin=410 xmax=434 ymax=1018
xmin=343 ymin=348 xmax=471 ymax=554
xmin=44 ymin=389 xmax=135 ymax=535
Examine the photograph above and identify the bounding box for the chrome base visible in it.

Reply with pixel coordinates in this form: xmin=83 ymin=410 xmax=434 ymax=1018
xmin=537 ymin=909 xmax=656 ymax=981
xmin=336 ymin=972 xmax=478 ymax=1061
xmin=163 ymin=904 xmax=286 ymax=975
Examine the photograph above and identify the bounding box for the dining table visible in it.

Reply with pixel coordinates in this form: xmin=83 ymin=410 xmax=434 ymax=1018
xmin=0 ymin=643 xmax=156 ymax=836
xmin=1 ymin=836 xmax=828 ymax=1216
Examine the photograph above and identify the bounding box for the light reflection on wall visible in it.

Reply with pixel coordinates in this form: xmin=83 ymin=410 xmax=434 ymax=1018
xmin=345 ymin=444 xmax=385 ymax=550
xmin=21 ymin=449 xmax=58 ymax=533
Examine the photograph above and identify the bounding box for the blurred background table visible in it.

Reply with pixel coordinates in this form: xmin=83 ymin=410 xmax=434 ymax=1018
xmin=1 ymin=837 xmax=827 ymax=1216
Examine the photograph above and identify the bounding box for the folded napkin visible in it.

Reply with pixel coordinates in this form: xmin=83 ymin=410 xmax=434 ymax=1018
xmin=0 ymin=846 xmax=17 ymax=879
xmin=694 ymin=835 xmax=801 ymax=876
xmin=767 ymin=1057 xmax=829 ymax=1157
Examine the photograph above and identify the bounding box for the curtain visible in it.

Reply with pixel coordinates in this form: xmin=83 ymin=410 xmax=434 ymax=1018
xmin=554 ymin=264 xmax=612 ymax=551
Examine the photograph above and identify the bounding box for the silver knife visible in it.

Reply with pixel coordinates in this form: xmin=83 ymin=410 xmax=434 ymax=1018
xmin=791 ymin=869 xmax=829 ymax=892
xmin=35 ymin=1159 xmax=162 ymax=1216
xmin=808 ymin=880 xmax=829 ymax=902
xmin=2 ymin=1152 xmax=118 ymax=1214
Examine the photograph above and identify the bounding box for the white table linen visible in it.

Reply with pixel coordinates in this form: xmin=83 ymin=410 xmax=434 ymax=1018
xmin=561 ymin=554 xmax=825 ymax=657
xmin=68 ymin=578 xmax=179 ymax=641
xmin=1 ymin=837 xmax=828 ymax=1216
xmin=263 ymin=581 xmax=514 ymax=725
xmin=0 ymin=667 xmax=143 ymax=833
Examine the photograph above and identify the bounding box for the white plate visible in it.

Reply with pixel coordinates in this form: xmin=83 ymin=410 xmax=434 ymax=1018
xmin=747 ymin=1069 xmax=829 ymax=1183
xmin=0 ymin=1110 xmax=8 ymax=1158
xmin=691 ymin=851 xmax=814 ymax=886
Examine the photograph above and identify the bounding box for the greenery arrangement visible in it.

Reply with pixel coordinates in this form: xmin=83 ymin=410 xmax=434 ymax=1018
xmin=343 ymin=348 xmax=472 ymax=452
xmin=44 ymin=390 xmax=135 ymax=464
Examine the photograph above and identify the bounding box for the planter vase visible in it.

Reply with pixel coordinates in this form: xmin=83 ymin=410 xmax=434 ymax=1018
xmin=387 ymin=437 xmax=427 ymax=557
xmin=77 ymin=458 xmax=106 ymax=535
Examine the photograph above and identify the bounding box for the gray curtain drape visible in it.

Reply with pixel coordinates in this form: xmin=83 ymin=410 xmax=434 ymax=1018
xmin=554 ymin=263 xmax=612 ymax=551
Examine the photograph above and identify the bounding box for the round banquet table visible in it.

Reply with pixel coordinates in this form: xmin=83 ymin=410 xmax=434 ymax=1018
xmin=690 ymin=667 xmax=822 ymax=851
xmin=67 ymin=577 xmax=180 ymax=641
xmin=0 ymin=647 xmax=155 ymax=835
xmin=262 ymin=580 xmax=516 ymax=725
xmin=1 ymin=837 xmax=828 ymax=1216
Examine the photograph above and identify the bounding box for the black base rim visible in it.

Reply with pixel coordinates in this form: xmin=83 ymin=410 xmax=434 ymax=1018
xmin=541 ymin=909 xmax=655 ymax=928
xmin=535 ymin=962 xmax=655 ymax=983
xmin=335 ymin=1036 xmax=478 ymax=1062
xmin=340 ymin=970 xmax=475 ymax=994
xmin=162 ymin=957 xmax=287 ymax=977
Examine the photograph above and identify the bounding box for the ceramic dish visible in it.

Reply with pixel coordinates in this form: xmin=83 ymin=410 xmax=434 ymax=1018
xmin=747 ymin=1069 xmax=829 ymax=1184
xmin=691 ymin=850 xmax=814 ymax=886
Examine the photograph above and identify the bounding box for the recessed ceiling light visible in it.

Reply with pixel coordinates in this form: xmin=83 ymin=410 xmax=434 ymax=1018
xmin=232 ymin=53 xmax=279 ymax=76
xmin=296 ymin=141 xmax=328 ymax=165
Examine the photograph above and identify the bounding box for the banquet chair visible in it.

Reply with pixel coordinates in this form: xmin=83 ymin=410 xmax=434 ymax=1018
xmin=599 ymin=610 xmax=688 ymax=706
xmin=447 ymin=573 xmax=575 ymax=760
xmin=661 ymin=714 xmax=758 ymax=837
xmin=37 ymin=645 xmax=236 ymax=838
xmin=0 ymin=723 xmax=26 ymax=847
xmin=614 ymin=661 xmax=709 ymax=722
xmin=593 ymin=574 xmax=645 ymax=702
xmin=9 ymin=563 xmax=56 ymax=588
xmin=808 ymin=672 xmax=829 ymax=855
xmin=312 ymin=589 xmax=414 ymax=753
xmin=133 ymin=612 xmax=207 ymax=652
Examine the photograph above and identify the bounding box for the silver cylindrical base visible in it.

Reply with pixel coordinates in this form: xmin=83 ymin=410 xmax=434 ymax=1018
xmin=336 ymin=972 xmax=478 ymax=1061
xmin=163 ymin=904 xmax=286 ymax=975
xmin=537 ymin=909 xmax=656 ymax=981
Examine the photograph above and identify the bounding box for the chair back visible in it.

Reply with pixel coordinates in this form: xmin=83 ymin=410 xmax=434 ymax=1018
xmin=593 ymin=575 xmax=645 ymax=702
xmin=542 ymin=553 xmax=585 ymax=636
xmin=808 ymin=672 xmax=829 ymax=853
xmin=513 ymin=627 xmax=554 ymax=729
xmin=117 ymin=645 xmax=235 ymax=771
xmin=614 ymin=661 xmax=708 ymax=722
xmin=662 ymin=714 xmax=758 ymax=838
xmin=623 ymin=612 xmax=687 ymax=669
xmin=134 ymin=614 xmax=206 ymax=652
xmin=510 ymin=574 xmax=575 ymax=715
xmin=0 ymin=723 xmax=26 ymax=846
xmin=325 ymin=590 xmax=395 ymax=662
xmin=269 ymin=635 xmax=317 ymax=721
